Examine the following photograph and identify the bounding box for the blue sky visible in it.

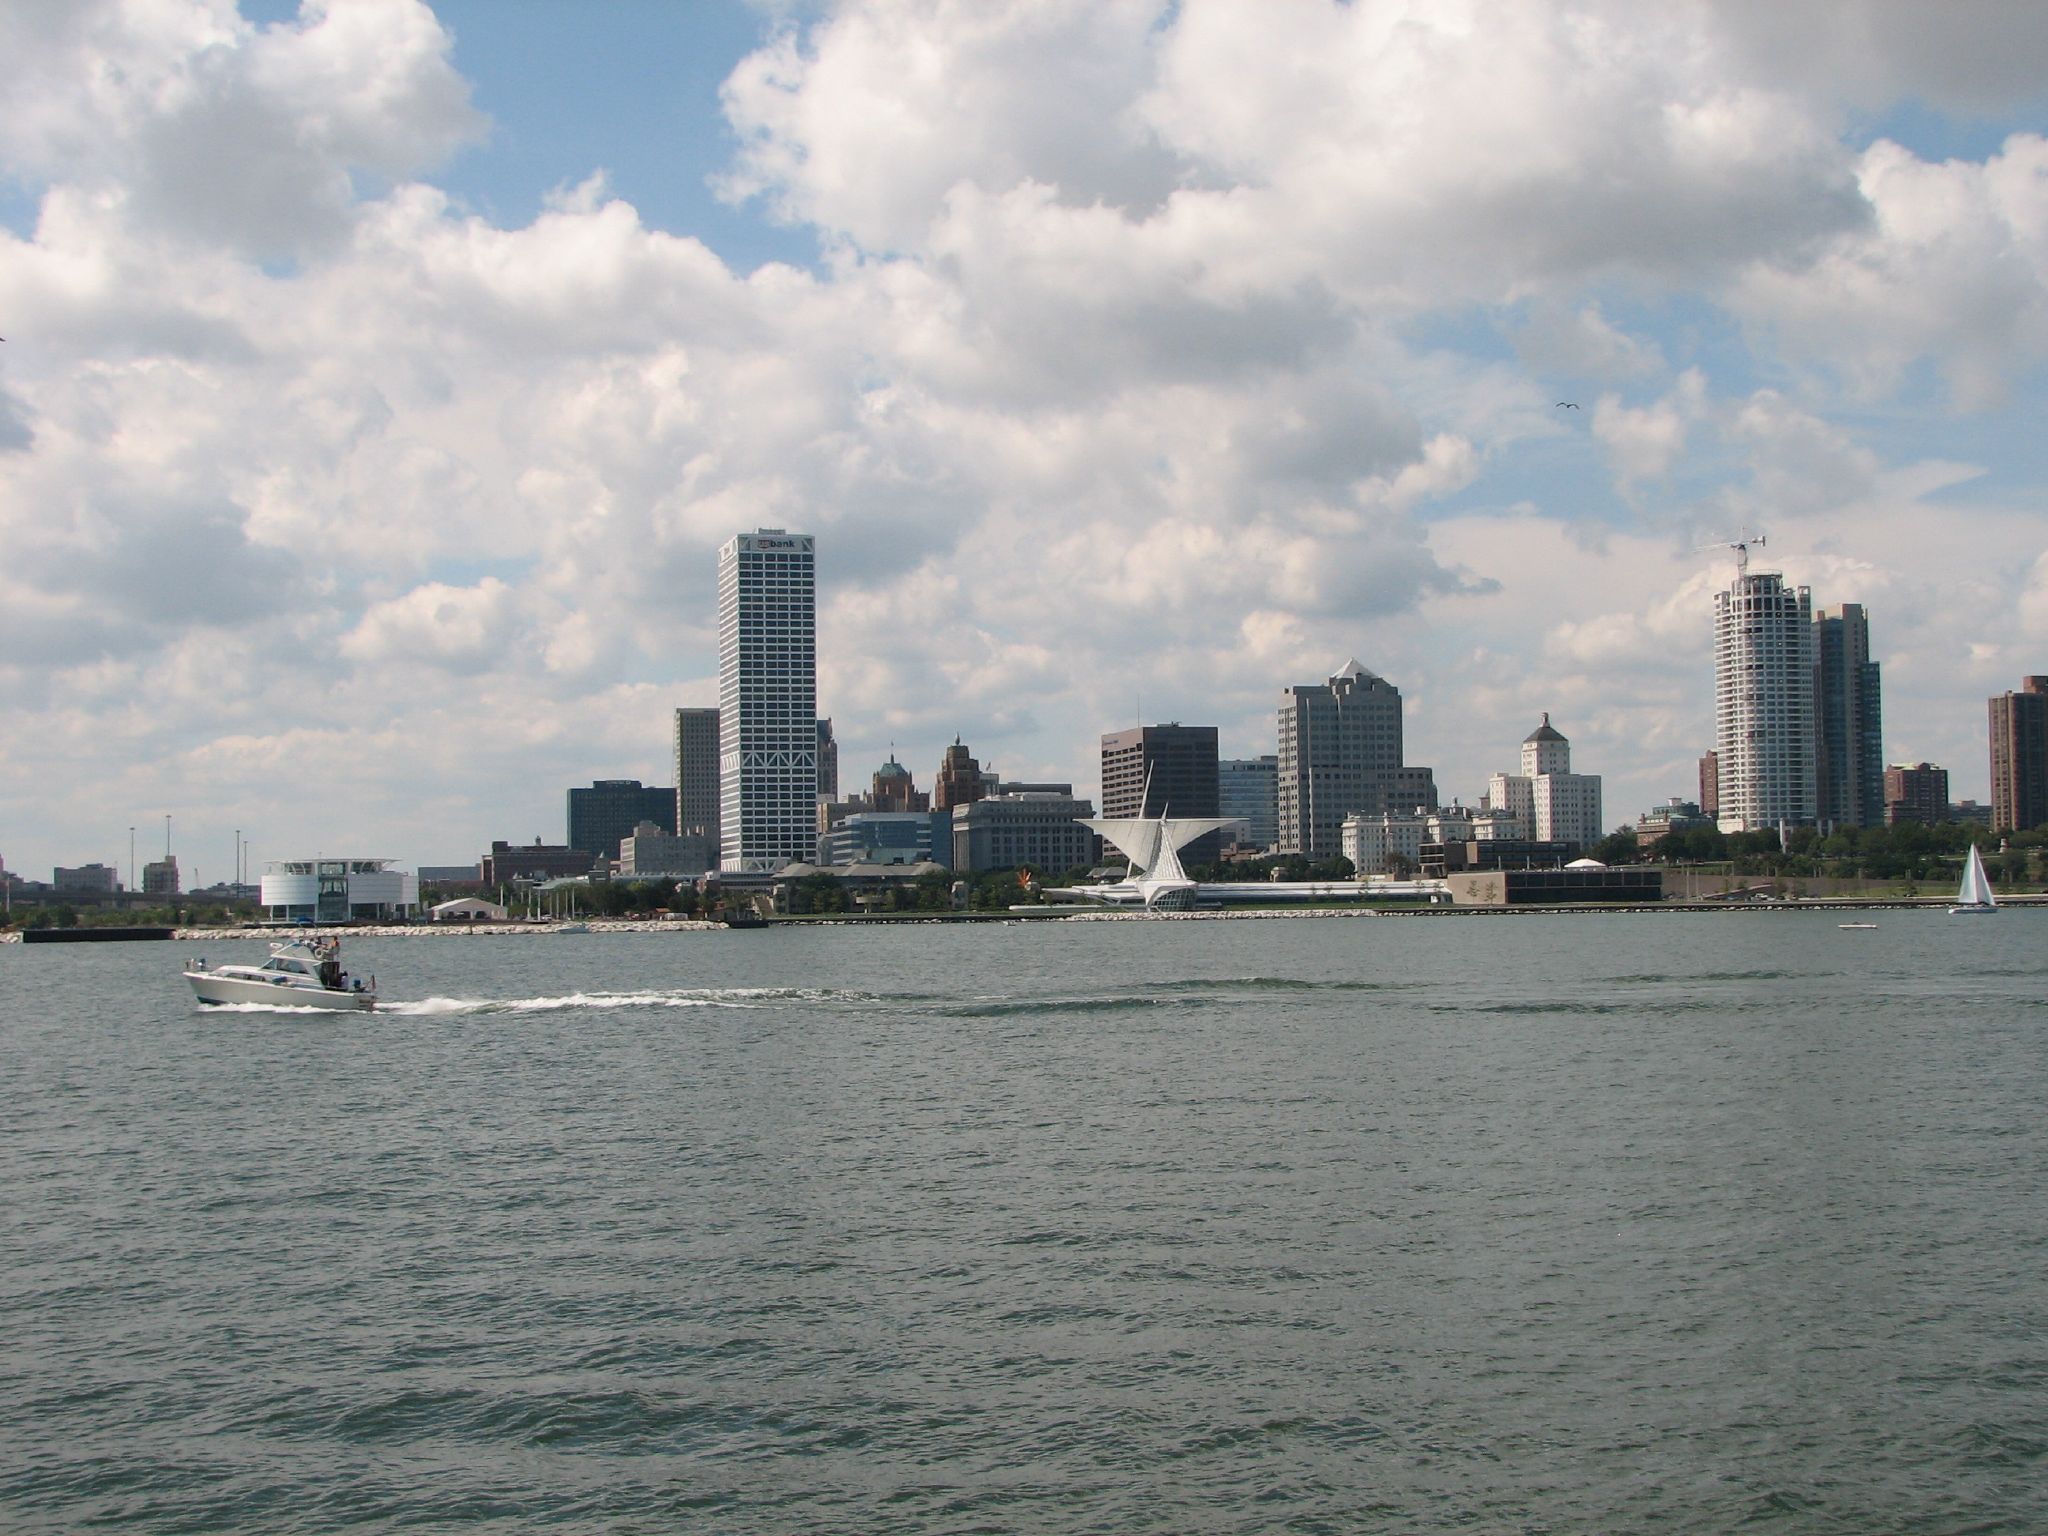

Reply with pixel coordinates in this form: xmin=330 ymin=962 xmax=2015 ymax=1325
xmin=373 ymin=0 xmax=819 ymax=272
xmin=3 ymin=0 xmax=2048 ymax=877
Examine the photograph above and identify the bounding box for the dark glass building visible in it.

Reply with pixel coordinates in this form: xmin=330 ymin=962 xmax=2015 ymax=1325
xmin=566 ymin=779 xmax=674 ymax=862
xmin=1814 ymin=604 xmax=1884 ymax=829
xmin=1101 ymin=723 xmax=1222 ymax=864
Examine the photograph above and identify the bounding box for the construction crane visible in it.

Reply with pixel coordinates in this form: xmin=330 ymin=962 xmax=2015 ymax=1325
xmin=1697 ymin=531 xmax=1766 ymax=578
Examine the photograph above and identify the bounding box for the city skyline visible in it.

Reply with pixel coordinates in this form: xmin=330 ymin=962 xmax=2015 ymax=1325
xmin=4 ymin=4 xmax=2048 ymax=873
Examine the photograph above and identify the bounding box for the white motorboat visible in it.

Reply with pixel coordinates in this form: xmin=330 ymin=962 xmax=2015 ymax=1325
xmin=1948 ymin=844 xmax=1999 ymax=916
xmin=185 ymin=936 xmax=376 ymax=1010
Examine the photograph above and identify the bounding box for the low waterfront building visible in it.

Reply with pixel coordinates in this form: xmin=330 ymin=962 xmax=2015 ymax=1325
xmin=819 ymin=811 xmax=933 ymax=867
xmin=53 ymin=863 xmax=120 ymax=894
xmin=1419 ymin=838 xmax=1576 ymax=879
xmin=431 ymin=896 xmax=509 ymax=922
xmin=482 ymin=840 xmax=599 ymax=885
xmin=1341 ymin=809 xmax=1430 ymax=875
xmin=618 ymin=821 xmax=715 ymax=878
xmin=1445 ymin=866 xmax=1664 ymax=906
xmin=764 ymin=860 xmax=951 ymax=912
xmin=1636 ymin=798 xmax=1715 ymax=849
xmin=260 ymin=858 xmax=419 ymax=924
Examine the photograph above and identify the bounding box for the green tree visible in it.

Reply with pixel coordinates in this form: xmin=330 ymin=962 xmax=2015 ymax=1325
xmin=785 ymin=873 xmax=847 ymax=915
xmin=1590 ymin=829 xmax=1640 ymax=865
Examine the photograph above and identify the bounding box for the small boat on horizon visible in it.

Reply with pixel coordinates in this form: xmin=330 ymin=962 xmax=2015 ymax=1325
xmin=1839 ymin=922 xmax=1878 ymax=930
xmin=185 ymin=936 xmax=376 ymax=1010
xmin=1948 ymin=844 xmax=1999 ymax=916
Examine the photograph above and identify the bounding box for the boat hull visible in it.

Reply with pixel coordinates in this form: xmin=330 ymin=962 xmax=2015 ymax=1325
xmin=185 ymin=971 xmax=375 ymax=1010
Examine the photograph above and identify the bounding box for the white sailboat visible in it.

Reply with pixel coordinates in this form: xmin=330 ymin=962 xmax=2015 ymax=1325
xmin=1948 ymin=844 xmax=1998 ymax=916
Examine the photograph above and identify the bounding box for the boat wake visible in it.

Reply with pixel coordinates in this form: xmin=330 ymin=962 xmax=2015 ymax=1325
xmin=378 ymin=986 xmax=855 ymax=1017
xmin=193 ymin=1001 xmax=354 ymax=1016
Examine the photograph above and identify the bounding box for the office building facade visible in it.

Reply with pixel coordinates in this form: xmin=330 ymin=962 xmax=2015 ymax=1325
xmin=1341 ymin=809 xmax=1429 ymax=875
xmin=1713 ymin=570 xmax=1816 ymax=833
xmin=952 ymin=792 xmax=1097 ymax=874
xmin=1102 ymin=724 xmax=1222 ymax=863
xmin=816 ymin=717 xmax=838 ymax=800
xmin=567 ymin=779 xmax=673 ymax=862
xmin=1882 ymin=762 xmax=1950 ymax=826
xmin=1989 ymin=676 xmax=2048 ymax=832
xmin=1814 ymin=604 xmax=1884 ymax=829
xmin=1485 ymin=715 xmax=1602 ymax=851
xmin=619 ymin=822 xmax=715 ymax=878
xmin=53 ymin=863 xmax=120 ymax=894
xmin=819 ymin=811 xmax=933 ymax=867
xmin=1277 ymin=660 xmax=1437 ymax=859
xmin=1219 ymin=756 xmax=1278 ymax=849
xmin=142 ymin=855 xmax=181 ymax=896
xmin=673 ymin=707 xmax=721 ymax=849
xmin=718 ymin=529 xmax=818 ymax=872
xmin=872 ymin=756 xmax=930 ymax=813
xmin=933 ymin=738 xmax=987 ymax=810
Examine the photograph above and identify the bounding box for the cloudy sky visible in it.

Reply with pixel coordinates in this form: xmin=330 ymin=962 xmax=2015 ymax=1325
xmin=4 ymin=0 xmax=2048 ymax=880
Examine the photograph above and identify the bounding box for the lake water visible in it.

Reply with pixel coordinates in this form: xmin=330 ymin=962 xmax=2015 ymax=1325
xmin=2 ymin=911 xmax=2044 ymax=1533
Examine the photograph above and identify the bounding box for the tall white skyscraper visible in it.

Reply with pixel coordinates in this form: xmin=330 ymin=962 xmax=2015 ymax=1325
xmin=718 ymin=529 xmax=817 ymax=872
xmin=1714 ymin=566 xmax=1815 ymax=833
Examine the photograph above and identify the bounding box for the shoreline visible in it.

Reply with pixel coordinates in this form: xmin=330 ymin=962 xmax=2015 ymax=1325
xmin=3 ymin=895 xmax=2040 ymax=943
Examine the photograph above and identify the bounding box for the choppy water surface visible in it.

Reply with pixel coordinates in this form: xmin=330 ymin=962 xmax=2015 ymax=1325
xmin=2 ymin=912 xmax=2044 ymax=1532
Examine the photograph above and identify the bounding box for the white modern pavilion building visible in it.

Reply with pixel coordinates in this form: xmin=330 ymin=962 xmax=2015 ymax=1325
xmin=260 ymin=859 xmax=419 ymax=924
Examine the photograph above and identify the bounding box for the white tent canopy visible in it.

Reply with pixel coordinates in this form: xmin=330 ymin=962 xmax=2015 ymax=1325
xmin=431 ymin=896 xmax=509 ymax=922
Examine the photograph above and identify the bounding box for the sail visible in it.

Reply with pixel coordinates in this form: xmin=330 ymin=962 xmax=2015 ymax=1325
xmin=1956 ymin=844 xmax=1997 ymax=909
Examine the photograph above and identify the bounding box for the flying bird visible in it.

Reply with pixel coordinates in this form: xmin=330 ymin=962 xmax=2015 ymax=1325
xmin=1556 ymin=400 xmax=1578 ymax=409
